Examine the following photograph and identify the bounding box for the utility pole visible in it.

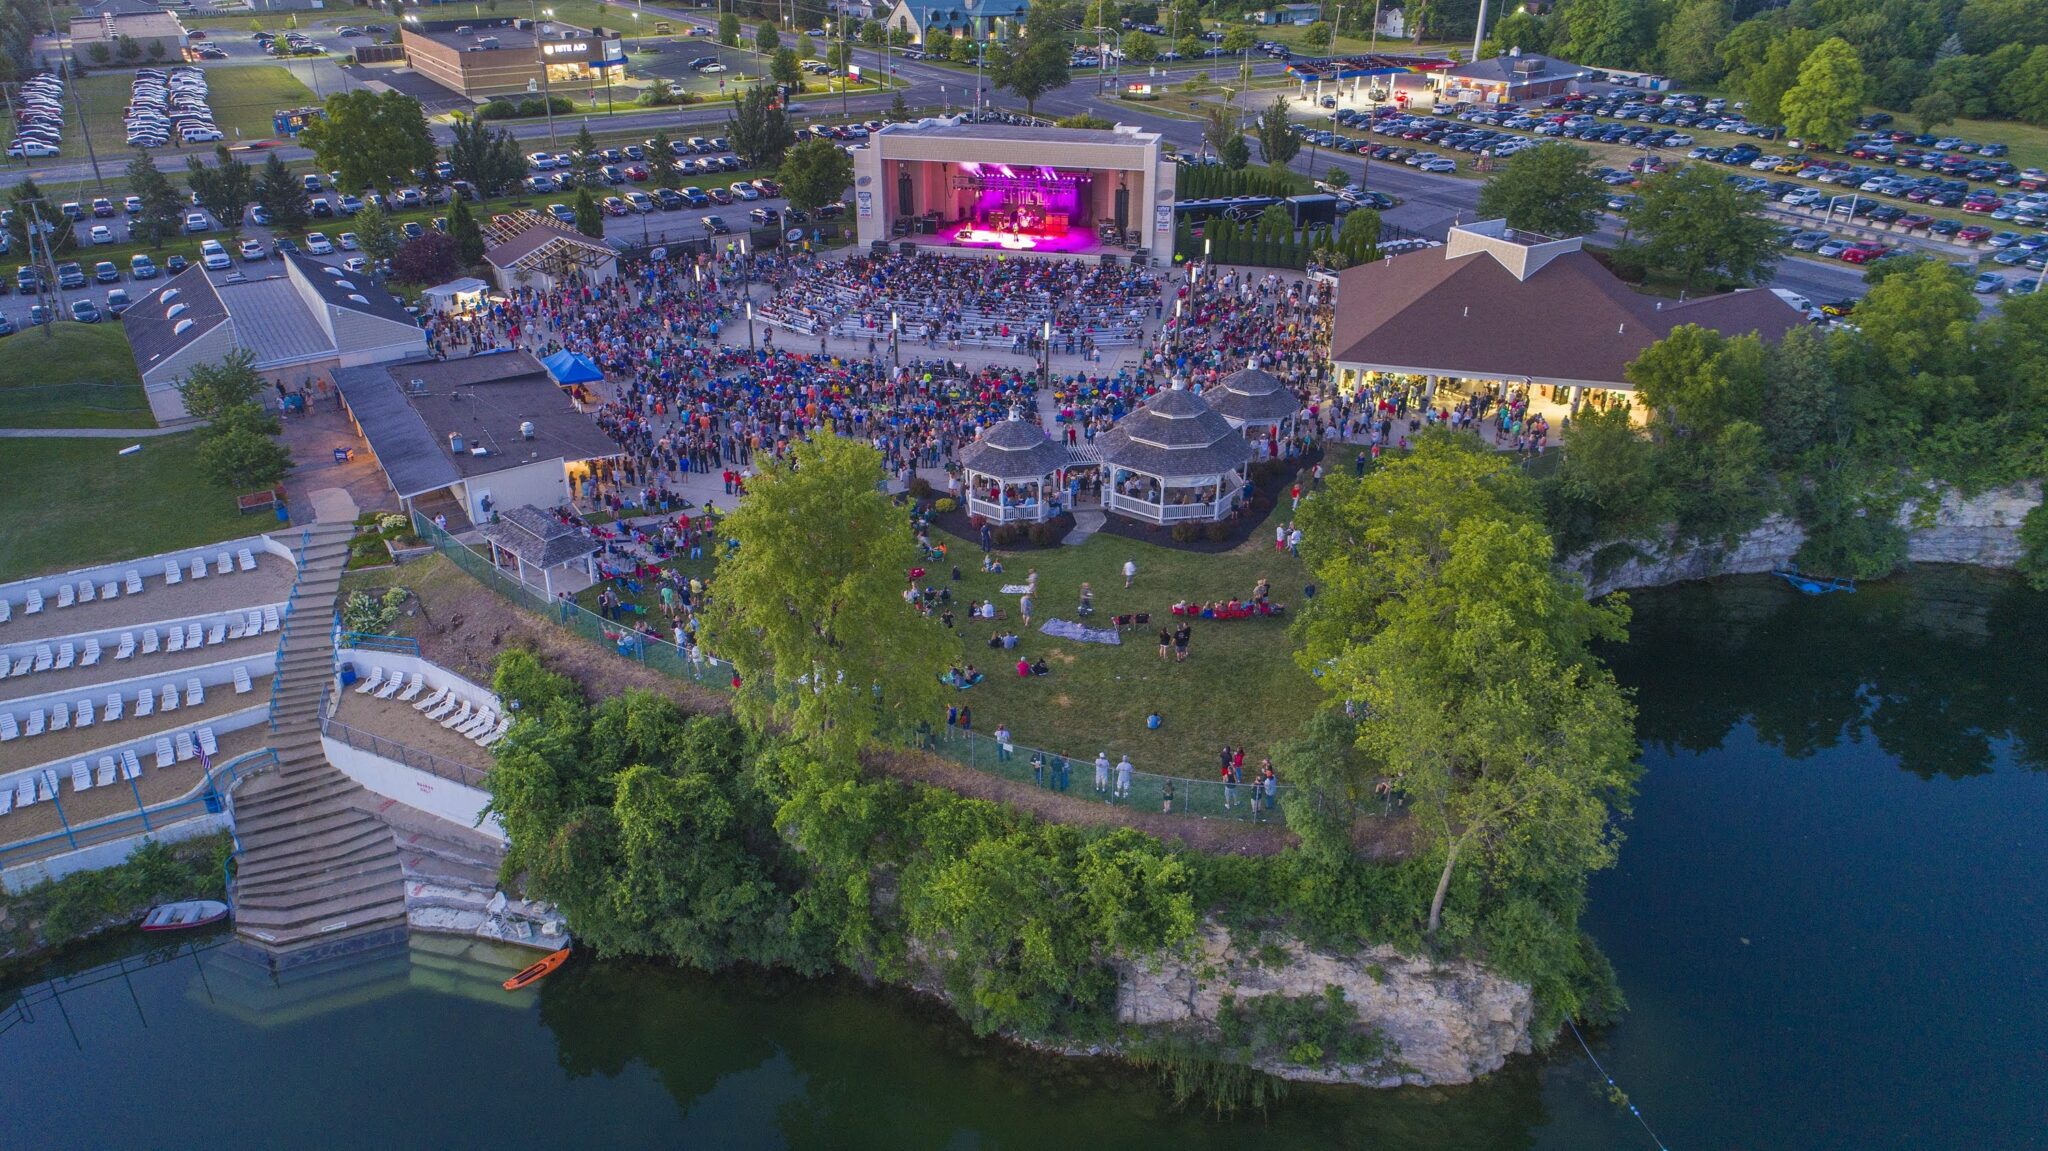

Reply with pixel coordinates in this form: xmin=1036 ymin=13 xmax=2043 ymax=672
xmin=1470 ymin=0 xmax=1489 ymax=61
xmin=30 ymin=202 xmax=62 ymax=336
xmin=45 ymin=0 xmax=105 ymax=193
xmin=530 ymin=0 xmax=558 ymax=148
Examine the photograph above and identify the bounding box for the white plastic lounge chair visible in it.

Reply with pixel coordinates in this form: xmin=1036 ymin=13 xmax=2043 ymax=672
xmin=0 ymin=713 xmax=16 ymax=741
xmin=25 ymin=589 xmax=42 ymax=614
xmin=197 ymin=727 xmax=217 ymax=756
xmin=81 ymin=638 xmax=100 ymax=667
xmin=74 ymin=699 xmax=92 ymax=728
xmin=16 ymin=776 xmax=35 ymax=806
xmin=100 ymin=581 xmax=118 ymax=600
xmin=413 ymin=686 xmax=449 ymax=712
xmin=104 ymin=692 xmax=122 ymax=722
xmin=54 ymin=641 xmax=73 ymax=670
xmin=0 ymin=787 xmax=10 ymax=816
xmin=477 ymin=715 xmax=513 ymax=748
xmin=154 ymin=737 xmax=175 ymax=769
xmin=174 ymin=732 xmax=194 ymax=761
xmin=56 ymin=583 xmax=74 ymax=608
xmin=185 ymin=623 xmax=202 ymax=649
xmin=77 ymin=580 xmax=94 ymax=603
xmin=48 ymin=702 xmax=67 ymax=731
xmin=34 ymin=643 xmax=53 ymax=672
xmin=166 ymin=627 xmax=184 ymax=653
xmin=135 ymin=688 xmax=155 ymax=718
xmin=39 ymin=770 xmax=58 ymax=802
xmin=190 ymin=557 xmax=207 ymax=581
xmin=125 ymin=569 xmax=143 ymax=595
xmin=142 ymin=628 xmax=159 ymax=655
xmin=263 ymin=606 xmax=280 ymax=632
xmin=217 ymin=551 xmax=233 ymax=575
xmin=115 ymin=632 xmax=135 ymax=660
xmin=8 ymin=656 xmax=26 ymax=677
xmin=440 ymin=700 xmax=473 ymax=729
xmin=207 ymin=623 xmax=226 ymax=646
xmin=233 ymin=667 xmax=252 ymax=694
xmin=355 ymin=666 xmax=384 ymax=695
xmin=457 ymin=710 xmax=493 ymax=738
xmin=375 ymin=672 xmax=403 ymax=700
xmin=423 ymin=693 xmax=458 ymax=721
xmin=186 ymin=677 xmax=203 ymax=707
xmin=24 ymin=708 xmax=44 ymax=737
xmin=245 ymin=610 xmax=262 ymax=635
xmin=72 ymin=761 xmax=92 ymax=791
xmin=164 ymin=561 xmax=181 ymax=585
xmin=238 ymin=548 xmax=257 ymax=572
xmin=97 ymin=756 xmax=116 ymax=787
xmin=396 ymin=674 xmax=424 ymax=702
xmin=0 ymin=598 xmax=9 ymax=624
xmin=122 ymin=749 xmax=143 ymax=780
xmin=160 ymin=684 xmax=179 ymax=713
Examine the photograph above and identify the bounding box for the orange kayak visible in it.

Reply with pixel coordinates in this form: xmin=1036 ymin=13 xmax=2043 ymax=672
xmin=503 ymin=947 xmax=572 ymax=991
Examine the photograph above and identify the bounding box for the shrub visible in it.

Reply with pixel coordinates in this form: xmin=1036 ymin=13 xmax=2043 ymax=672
xmin=934 ymin=496 xmax=957 ymax=513
xmin=478 ymin=99 xmax=519 ymax=119
xmin=1026 ymin=521 xmax=1058 ymax=545
xmin=968 ymin=513 xmax=988 ymax=529
xmin=907 ymin=476 xmax=934 ymax=501
xmin=992 ymin=523 xmax=1026 ymax=546
xmin=1171 ymin=522 xmax=1201 ymax=543
xmin=1204 ymin=522 xmax=1231 ymax=542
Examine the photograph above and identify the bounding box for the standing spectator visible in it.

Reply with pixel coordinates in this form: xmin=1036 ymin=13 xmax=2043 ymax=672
xmin=995 ymin=723 xmax=1013 ymax=761
xmin=1094 ymin=751 xmax=1111 ymax=795
xmin=1115 ymin=754 xmax=1133 ymax=800
xmin=1123 ymin=558 xmax=1137 ymax=588
xmin=1221 ymin=748 xmax=1239 ymax=809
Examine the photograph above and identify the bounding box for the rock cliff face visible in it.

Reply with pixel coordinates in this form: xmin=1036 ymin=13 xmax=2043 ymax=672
xmin=1569 ymin=484 xmax=2040 ymax=597
xmin=1116 ymin=924 xmax=1533 ymax=1088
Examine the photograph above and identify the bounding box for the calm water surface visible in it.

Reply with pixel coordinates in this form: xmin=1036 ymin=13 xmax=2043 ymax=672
xmin=3 ymin=568 xmax=2043 ymax=1150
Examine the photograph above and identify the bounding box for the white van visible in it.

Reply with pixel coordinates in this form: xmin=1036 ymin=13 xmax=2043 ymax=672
xmin=199 ymin=239 xmax=230 ymax=270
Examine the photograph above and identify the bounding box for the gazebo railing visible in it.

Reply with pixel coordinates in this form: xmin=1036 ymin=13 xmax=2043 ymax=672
xmin=967 ymin=495 xmax=1051 ymax=523
xmin=1107 ymin=491 xmax=1231 ymax=523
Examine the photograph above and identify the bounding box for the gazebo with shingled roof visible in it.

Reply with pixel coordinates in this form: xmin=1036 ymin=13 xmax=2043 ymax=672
xmin=1207 ymin=364 xmax=1302 ymax=459
xmin=958 ymin=412 xmax=1072 ymax=523
xmin=1094 ymin=384 xmax=1253 ymax=525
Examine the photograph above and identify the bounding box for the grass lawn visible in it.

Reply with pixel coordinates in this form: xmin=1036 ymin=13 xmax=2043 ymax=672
xmin=69 ymin=65 xmax=319 ymax=153
xmin=0 ymin=323 xmax=153 ymax=429
xmin=0 ymin=432 xmax=257 ymax=581
xmin=571 ymin=503 xmax=1322 ymax=781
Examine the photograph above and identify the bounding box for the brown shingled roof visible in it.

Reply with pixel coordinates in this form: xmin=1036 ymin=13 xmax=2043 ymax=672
xmin=1329 ymin=247 xmax=1803 ymax=388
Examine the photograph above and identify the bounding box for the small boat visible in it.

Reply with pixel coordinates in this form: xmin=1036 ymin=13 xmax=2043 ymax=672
xmin=1774 ymin=567 xmax=1856 ymax=595
xmin=502 ymin=947 xmax=572 ymax=992
xmin=140 ymin=900 xmax=230 ymax=932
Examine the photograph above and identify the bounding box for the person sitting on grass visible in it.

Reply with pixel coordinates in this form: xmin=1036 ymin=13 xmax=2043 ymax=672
xmin=1031 ymin=656 xmax=1049 ymax=676
xmin=1017 ymin=655 xmax=1032 ymax=677
xmin=982 ymin=554 xmax=1005 ymax=574
xmin=1146 ymin=709 xmax=1162 ymax=729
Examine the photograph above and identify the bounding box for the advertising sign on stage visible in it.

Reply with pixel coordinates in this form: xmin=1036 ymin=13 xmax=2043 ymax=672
xmin=1154 ymin=204 xmax=1172 ymax=232
xmin=857 ymin=191 xmax=873 ymax=219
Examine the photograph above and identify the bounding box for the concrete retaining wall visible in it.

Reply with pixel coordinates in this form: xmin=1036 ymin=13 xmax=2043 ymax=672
xmin=1 ymin=811 xmax=230 ymax=894
xmin=321 ymin=735 xmax=505 ymax=842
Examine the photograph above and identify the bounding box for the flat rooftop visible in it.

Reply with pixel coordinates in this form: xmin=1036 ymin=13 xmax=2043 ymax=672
xmin=883 ymin=123 xmax=1160 ymax=146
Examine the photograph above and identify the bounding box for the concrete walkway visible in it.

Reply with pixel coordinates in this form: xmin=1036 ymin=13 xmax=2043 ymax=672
xmin=0 ymin=425 xmax=194 ymax=438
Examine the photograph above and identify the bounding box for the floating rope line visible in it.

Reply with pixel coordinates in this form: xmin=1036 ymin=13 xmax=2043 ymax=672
xmin=1565 ymin=1017 xmax=1672 ymax=1151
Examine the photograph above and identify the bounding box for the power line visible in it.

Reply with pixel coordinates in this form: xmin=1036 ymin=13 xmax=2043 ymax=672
xmin=1564 ymin=1017 xmax=1672 ymax=1151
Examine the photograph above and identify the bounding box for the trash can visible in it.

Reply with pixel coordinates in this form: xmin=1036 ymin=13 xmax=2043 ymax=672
xmin=338 ymin=663 xmax=358 ymax=688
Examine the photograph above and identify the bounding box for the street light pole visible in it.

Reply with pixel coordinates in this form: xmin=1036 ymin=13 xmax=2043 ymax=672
xmin=746 ymin=300 xmax=755 ymax=349
xmin=531 ymin=1 xmax=559 ymax=148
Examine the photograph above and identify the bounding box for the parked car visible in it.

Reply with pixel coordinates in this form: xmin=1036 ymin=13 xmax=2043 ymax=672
xmin=69 ymin=298 xmax=101 ymax=323
xmin=129 ymin=254 xmax=157 ymax=279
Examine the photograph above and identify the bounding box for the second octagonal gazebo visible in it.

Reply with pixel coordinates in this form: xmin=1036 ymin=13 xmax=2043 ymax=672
xmin=1207 ymin=364 xmax=1302 ymax=459
xmin=1095 ymin=385 xmax=1254 ymax=525
xmin=958 ymin=412 xmax=1073 ymax=523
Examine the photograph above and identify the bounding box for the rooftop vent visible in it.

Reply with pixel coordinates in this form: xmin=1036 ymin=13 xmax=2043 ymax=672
xmin=160 ymin=287 xmax=180 ymax=303
xmin=347 ymin=293 xmax=370 ymax=304
xmin=171 ymin=318 xmax=193 ymax=335
xmin=165 ymin=302 xmax=186 ymax=319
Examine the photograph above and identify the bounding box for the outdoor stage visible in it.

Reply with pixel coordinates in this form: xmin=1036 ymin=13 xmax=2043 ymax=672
xmin=854 ymin=122 xmax=1177 ymax=264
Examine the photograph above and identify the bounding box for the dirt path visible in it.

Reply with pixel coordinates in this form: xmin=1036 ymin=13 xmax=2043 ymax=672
xmin=378 ymin=554 xmax=1410 ymax=859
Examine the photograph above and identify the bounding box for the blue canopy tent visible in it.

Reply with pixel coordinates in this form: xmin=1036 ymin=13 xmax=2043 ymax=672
xmin=541 ymin=350 xmax=605 ymax=386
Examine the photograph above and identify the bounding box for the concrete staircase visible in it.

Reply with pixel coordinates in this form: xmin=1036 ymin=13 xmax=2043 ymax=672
xmin=230 ymin=522 xmax=408 ymax=953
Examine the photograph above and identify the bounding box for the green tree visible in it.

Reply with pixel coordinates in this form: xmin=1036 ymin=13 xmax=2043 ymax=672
xmin=1741 ymin=27 xmax=1821 ymax=125
xmin=1474 ymin=141 xmax=1604 ymax=237
xmin=1176 ymin=34 xmax=1203 ymax=60
xmin=1539 ymin=403 xmax=1670 ymax=553
xmin=1911 ymin=89 xmax=1960 ymax=132
xmin=858 ymin=18 xmax=884 ymax=46
xmin=827 ymin=40 xmax=855 ymax=71
xmin=756 ymin=21 xmax=780 ymax=55
xmin=1254 ymin=95 xmax=1299 ymax=169
xmin=185 ymin=145 xmax=255 ymax=233
xmin=123 ymin=155 xmax=184 ymax=250
xmin=772 ymin=46 xmax=804 ymax=87
xmin=1622 ymin=166 xmax=1780 ymax=291
xmin=727 ymin=85 xmax=794 ymax=168
xmin=777 ymin=137 xmax=854 ymax=213
xmin=1625 ymin=323 xmax=1765 ymax=433
xmin=448 ymin=195 xmax=486 ymax=266
xmin=2000 ymin=45 xmax=2048 ymax=125
xmin=1759 ymin=325 xmax=1842 ymax=465
xmin=352 ymin=201 xmax=400 ymax=270
xmin=174 ymin=349 xmax=265 ymax=422
xmin=571 ymin=122 xmax=603 ymax=184
xmin=87 ymin=41 xmax=111 ymax=64
xmin=197 ymin=406 xmax=294 ymax=491
xmin=795 ymin=31 xmax=815 ymax=59
xmin=253 ymin=153 xmax=309 ymax=233
xmin=1122 ymin=30 xmax=1159 ymax=62
xmin=299 ymin=90 xmax=437 ymax=193
xmin=1221 ymin=26 xmax=1257 ymax=53
xmin=700 ymin=434 xmax=953 ymax=761
xmin=115 ymin=33 xmax=140 ymax=61
xmin=1487 ymin=8 xmax=1547 ymax=55
xmin=1559 ymin=0 xmax=1658 ymax=69
xmin=1300 ymin=21 xmax=1332 ymax=49
xmin=949 ymin=34 xmax=977 ymax=64
xmin=1957 ymin=0 xmax=2048 ymax=55
xmin=649 ymin=131 xmax=680 ymax=189
xmin=992 ymin=35 xmax=1071 ymax=115
xmin=1657 ymin=0 xmax=1728 ymax=86
xmin=1779 ymin=37 xmax=1865 ymax=149
xmin=721 ymin=11 xmax=743 ymax=45
xmin=573 ymin=187 xmax=604 ymax=238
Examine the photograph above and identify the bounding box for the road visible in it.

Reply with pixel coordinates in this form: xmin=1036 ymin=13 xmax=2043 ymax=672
xmin=1 ymin=14 xmax=1875 ymax=307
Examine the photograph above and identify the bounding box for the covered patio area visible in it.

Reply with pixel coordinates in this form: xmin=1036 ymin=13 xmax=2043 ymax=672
xmin=478 ymin=505 xmax=601 ymax=598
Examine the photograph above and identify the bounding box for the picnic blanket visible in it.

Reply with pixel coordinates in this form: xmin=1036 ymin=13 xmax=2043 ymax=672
xmin=1000 ymin=583 xmax=1035 ymax=595
xmin=1040 ymin=619 xmax=1120 ymax=645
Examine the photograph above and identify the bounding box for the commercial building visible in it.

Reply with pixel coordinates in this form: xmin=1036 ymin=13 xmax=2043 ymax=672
xmin=67 ymin=10 xmax=186 ymax=61
xmin=882 ymin=0 xmax=1028 ymax=45
xmin=851 ymin=122 xmax=1177 ymax=262
xmin=1247 ymin=5 xmax=1323 ymax=26
xmin=1327 ymin=220 xmax=1804 ymax=417
xmin=122 ymin=252 xmax=429 ymax=423
xmin=1434 ymin=49 xmax=1600 ymax=106
xmin=401 ymin=17 xmax=620 ymax=99
xmin=333 ymin=351 xmax=622 ymax=526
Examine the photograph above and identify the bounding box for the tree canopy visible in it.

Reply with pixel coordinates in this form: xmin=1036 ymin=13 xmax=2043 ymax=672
xmin=298 ymin=90 xmax=436 ymax=192
xmin=777 ymin=137 xmax=854 ymax=213
xmin=1779 ymin=36 xmax=1866 ymax=149
xmin=992 ymin=35 xmax=1071 ymax=115
xmin=1474 ymin=142 xmax=1605 ymax=237
xmin=727 ymin=85 xmax=794 ymax=169
xmin=1254 ymin=96 xmax=1300 ymax=168
xmin=1622 ymin=166 xmax=1781 ymax=291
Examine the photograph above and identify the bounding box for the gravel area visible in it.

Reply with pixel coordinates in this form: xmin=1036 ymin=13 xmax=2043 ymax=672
xmin=0 ymin=724 xmax=268 ymax=846
xmin=0 ymin=677 xmax=271 ymax=775
xmin=0 ymin=553 xmax=294 ymax=643
xmin=0 ymin=632 xmax=274 ymax=706
xmin=332 ymin=689 xmax=492 ymax=774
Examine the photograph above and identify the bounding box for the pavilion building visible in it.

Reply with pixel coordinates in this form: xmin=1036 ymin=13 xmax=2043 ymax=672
xmin=958 ymin=413 xmax=1073 ymax=524
xmin=1095 ymin=385 xmax=1254 ymax=525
